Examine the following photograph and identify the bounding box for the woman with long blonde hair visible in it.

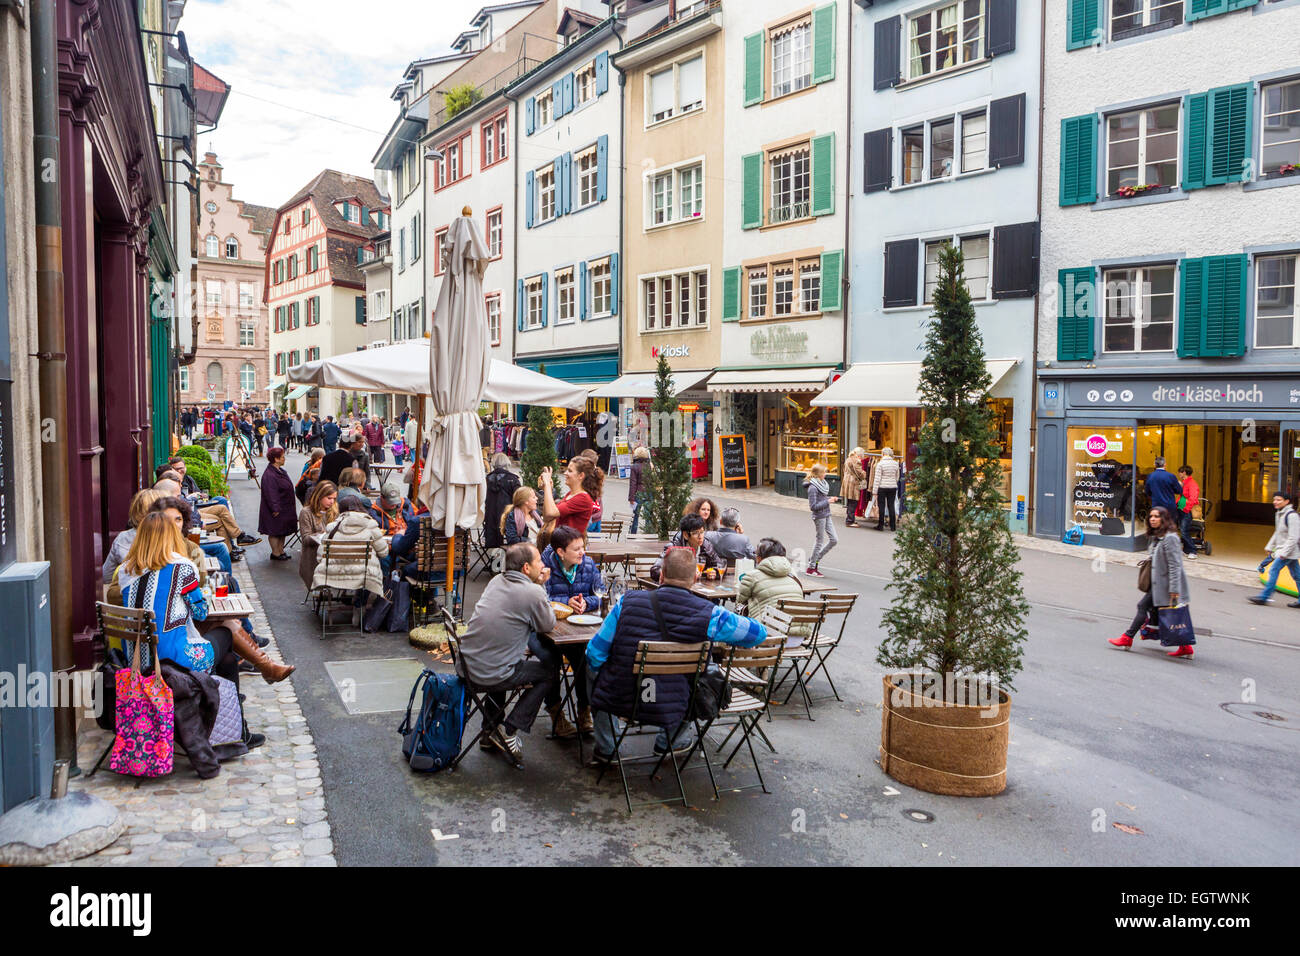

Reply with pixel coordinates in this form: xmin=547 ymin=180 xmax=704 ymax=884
xmin=103 ymin=488 xmax=167 ymax=585
xmin=501 ymin=486 xmax=542 ymax=546
xmin=300 ymin=480 xmax=340 ymax=588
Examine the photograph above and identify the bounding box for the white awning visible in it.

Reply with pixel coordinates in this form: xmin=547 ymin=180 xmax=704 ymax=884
xmin=588 ymin=370 xmax=712 ymax=399
xmin=285 ymin=384 xmax=315 ymax=401
xmin=265 ymin=381 xmax=286 ymax=392
xmin=811 ymin=359 xmax=1020 ymax=407
xmin=706 ymin=366 xmax=837 ymax=394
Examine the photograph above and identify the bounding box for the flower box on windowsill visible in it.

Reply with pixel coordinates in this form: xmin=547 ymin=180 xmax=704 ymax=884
xmin=1107 ymin=184 xmax=1173 ymax=201
xmin=1262 ymin=165 xmax=1300 ymax=181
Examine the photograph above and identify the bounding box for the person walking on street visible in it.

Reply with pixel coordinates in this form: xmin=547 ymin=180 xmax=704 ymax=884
xmin=842 ymin=448 xmax=866 ymax=527
xmin=1176 ymin=465 xmax=1200 ymax=558
xmin=1145 ymin=456 xmax=1181 ymax=519
xmin=872 ymin=447 xmax=901 ymax=531
xmin=1109 ymin=506 xmax=1193 ymax=657
xmin=1248 ymin=491 xmax=1300 ymax=608
xmin=364 ymin=415 xmax=386 ymax=464
xmin=276 ymin=413 xmax=292 ymax=452
xmin=323 ymin=415 xmax=341 ymax=453
xmin=803 ymin=463 xmax=838 ymax=577
xmin=628 ymin=446 xmax=650 ymax=533
xmin=258 ymin=447 xmax=298 ymax=561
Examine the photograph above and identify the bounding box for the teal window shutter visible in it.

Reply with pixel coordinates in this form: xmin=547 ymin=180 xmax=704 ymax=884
xmin=579 ymin=261 xmax=589 ymax=320
xmin=1059 ymin=114 xmax=1098 ymax=206
xmin=1201 ymin=255 xmax=1248 ymax=356
xmin=526 ymin=97 xmax=535 ymax=135
xmin=609 ymin=253 xmax=620 ymax=316
xmin=1066 ymin=0 xmax=1101 ymax=50
xmin=811 ymin=132 xmax=835 ymax=217
xmin=811 ymin=4 xmax=836 ymax=85
xmin=526 ymin=170 xmax=535 ymax=228
xmin=743 ymin=32 xmax=764 ymax=106
xmin=1179 ymin=257 xmax=1205 ymax=356
xmin=517 ymin=280 xmax=525 ymax=332
xmin=1182 ymin=92 xmax=1209 ymax=190
xmin=595 ymin=52 xmax=609 ymax=96
xmin=1056 ymin=267 xmax=1095 ymax=360
xmin=596 ymin=135 xmax=609 ymax=202
xmin=1188 ymin=0 xmax=1237 ymax=21
xmin=742 ymin=152 xmax=763 ymax=229
xmin=1226 ymin=0 xmax=1259 ymax=9
xmin=1207 ymin=83 xmax=1254 ymax=185
xmin=354 ymin=296 xmax=364 ymax=325
xmin=360 ymin=205 xmax=368 ymax=226
xmin=722 ymin=267 xmax=740 ymax=322
xmin=819 ymin=250 xmax=844 ymax=312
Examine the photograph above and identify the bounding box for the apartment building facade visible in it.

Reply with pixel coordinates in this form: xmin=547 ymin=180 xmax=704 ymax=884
xmin=1035 ymin=0 xmax=1300 ymax=551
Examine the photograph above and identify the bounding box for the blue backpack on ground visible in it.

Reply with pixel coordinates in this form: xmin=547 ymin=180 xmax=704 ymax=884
xmin=398 ymin=669 xmax=465 ymax=772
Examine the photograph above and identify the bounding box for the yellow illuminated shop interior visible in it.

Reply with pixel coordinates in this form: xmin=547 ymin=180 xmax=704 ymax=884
xmin=1066 ymin=422 xmax=1300 ymax=568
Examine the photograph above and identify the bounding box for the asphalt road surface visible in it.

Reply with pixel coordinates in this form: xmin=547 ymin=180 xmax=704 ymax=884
xmin=230 ymin=450 xmax=1300 ymax=866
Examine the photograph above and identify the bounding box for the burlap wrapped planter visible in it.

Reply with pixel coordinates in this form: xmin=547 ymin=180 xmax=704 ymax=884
xmin=879 ymin=673 xmax=1010 ymax=797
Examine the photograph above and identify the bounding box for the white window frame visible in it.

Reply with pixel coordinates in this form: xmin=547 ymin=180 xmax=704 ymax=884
xmin=488 ymin=209 xmax=503 ymax=257
xmin=370 ymin=289 xmax=389 ymax=323
xmin=536 ymin=89 xmax=553 ymax=128
xmin=537 ymin=163 xmax=556 ymax=223
xmin=1109 ymin=0 xmax=1184 ymax=41
xmin=525 ymin=278 xmax=545 ymax=330
xmin=576 ymin=62 xmax=597 ymax=106
xmin=769 ymin=145 xmax=811 ymax=225
xmin=899 ymin=108 xmax=988 ymax=187
xmin=239 ymin=319 xmax=255 ymax=347
xmin=556 ymin=268 xmax=576 ymax=325
xmin=239 ymin=363 xmax=256 ymax=394
xmin=590 ymin=258 xmax=613 ymax=317
xmin=800 ymin=262 xmax=821 ymax=315
xmin=694 ymin=270 xmax=708 ymax=326
xmin=748 ymin=267 xmax=768 ymax=319
xmin=576 ymin=146 xmax=599 ymax=209
xmin=178 ymin=366 xmax=190 ymax=392
xmin=1253 ymin=252 xmax=1299 ymax=349
xmin=771 ymin=19 xmax=812 ymax=99
xmin=486 ymin=292 xmax=502 ymax=346
xmin=205 ymin=234 xmax=219 ymax=258
xmin=1105 ymin=102 xmax=1180 ymax=195
xmin=205 ymin=279 xmax=222 ymax=309
xmin=921 ymin=231 xmax=994 ymax=305
xmin=905 ymin=0 xmax=986 ymax=83
xmin=238 ymin=281 xmax=256 ymax=309
xmin=638 ymin=266 xmax=710 ymax=333
xmin=1260 ymin=77 xmax=1300 ymax=179
xmin=225 ymin=237 xmax=239 ymax=259
xmin=644 ymin=49 xmax=706 ymax=128
xmin=644 ymin=158 xmax=705 ymax=229
xmin=1101 ymin=263 xmax=1178 ymax=354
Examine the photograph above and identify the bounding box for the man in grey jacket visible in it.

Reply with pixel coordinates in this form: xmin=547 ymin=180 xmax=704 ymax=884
xmin=706 ymin=508 xmax=756 ymax=561
xmin=1249 ymin=491 xmax=1300 ymax=608
xmin=458 ymin=542 xmax=558 ymax=764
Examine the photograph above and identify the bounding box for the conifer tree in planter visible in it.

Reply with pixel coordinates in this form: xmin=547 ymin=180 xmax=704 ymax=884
xmin=876 ymin=243 xmax=1029 ymax=796
xmin=643 ymin=354 xmax=691 ymax=540
xmin=521 ymin=366 xmax=560 ymax=498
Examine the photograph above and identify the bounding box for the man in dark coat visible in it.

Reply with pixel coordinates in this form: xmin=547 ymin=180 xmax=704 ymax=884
xmin=320 ymin=436 xmax=368 ymax=487
xmin=322 ymin=415 xmax=342 ymax=453
xmin=258 ymin=446 xmax=298 ymax=559
xmin=483 ymin=455 xmax=521 ymax=549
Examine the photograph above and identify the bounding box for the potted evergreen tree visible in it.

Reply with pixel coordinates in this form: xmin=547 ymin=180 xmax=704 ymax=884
xmin=876 ymin=244 xmax=1029 ymax=797
xmin=643 ymin=354 xmax=691 ymax=540
xmin=520 ymin=403 xmax=559 ymax=499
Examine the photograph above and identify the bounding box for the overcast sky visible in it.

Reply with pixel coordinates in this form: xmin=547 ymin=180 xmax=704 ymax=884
xmin=182 ymin=0 xmax=490 ymax=208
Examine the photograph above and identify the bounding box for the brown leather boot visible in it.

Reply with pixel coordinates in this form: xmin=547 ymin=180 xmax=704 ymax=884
xmin=548 ymin=705 xmax=578 ymax=739
xmin=231 ymin=628 xmax=295 ymax=684
xmin=578 ymin=707 xmax=594 ymax=734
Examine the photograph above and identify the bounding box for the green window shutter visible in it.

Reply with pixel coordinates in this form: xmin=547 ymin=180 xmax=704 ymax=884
xmin=819 ymin=250 xmax=843 ymax=312
xmin=1178 ymin=257 xmax=1206 ymax=357
xmin=1056 ymin=267 xmax=1095 ymax=361
xmin=743 ymin=32 xmax=764 ymax=107
xmin=811 ymin=132 xmax=835 ymax=217
xmin=811 ymin=4 xmax=836 ymax=85
xmin=1207 ymin=83 xmax=1254 ymax=185
xmin=313 ymin=295 xmax=321 ymax=324
xmin=1059 ymin=114 xmax=1098 ymax=206
xmin=722 ymin=267 xmax=741 ymax=322
xmin=1066 ymin=0 xmax=1101 ymax=50
xmin=1202 ymin=254 xmax=1248 ymax=357
xmin=1182 ymin=93 xmax=1209 ymax=190
xmin=742 ymin=152 xmax=763 ymax=230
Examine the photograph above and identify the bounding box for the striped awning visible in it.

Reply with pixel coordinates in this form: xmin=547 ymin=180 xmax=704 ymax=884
xmin=706 ymin=366 xmax=836 ymax=394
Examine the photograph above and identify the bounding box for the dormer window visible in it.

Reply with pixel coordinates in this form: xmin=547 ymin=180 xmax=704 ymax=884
xmin=480 ymin=20 xmax=490 ymax=47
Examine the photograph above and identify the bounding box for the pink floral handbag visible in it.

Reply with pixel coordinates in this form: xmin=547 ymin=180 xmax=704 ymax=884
xmin=109 ymin=599 xmax=175 ymax=777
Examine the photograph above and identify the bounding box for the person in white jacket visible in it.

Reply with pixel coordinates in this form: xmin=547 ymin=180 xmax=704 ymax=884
xmin=872 ymin=447 xmax=901 ymax=531
xmin=1249 ymin=491 xmax=1300 ymax=608
xmin=311 ymin=497 xmax=391 ymax=598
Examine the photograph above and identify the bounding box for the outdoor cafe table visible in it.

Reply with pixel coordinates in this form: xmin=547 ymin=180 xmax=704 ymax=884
xmin=204 ymin=555 xmax=222 ymax=573
xmin=369 ymin=462 xmax=406 ymax=489
xmin=204 ymin=593 xmax=254 ymax=620
xmin=543 ymin=615 xmax=603 ymax=764
xmin=635 ymin=573 xmax=838 ymax=603
xmin=583 ymin=540 xmax=666 ymax=565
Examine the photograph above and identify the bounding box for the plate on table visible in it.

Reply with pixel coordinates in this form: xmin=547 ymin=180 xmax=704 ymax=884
xmin=568 ymin=614 xmax=603 ymax=626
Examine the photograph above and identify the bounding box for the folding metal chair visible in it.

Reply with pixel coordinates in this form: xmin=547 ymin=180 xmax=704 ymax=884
xmin=406 ymin=519 xmax=468 ymax=624
xmin=697 ymin=636 xmax=786 ymax=797
xmin=307 ymin=539 xmax=374 ymax=637
xmin=593 ymin=640 xmax=712 ymax=813
xmin=88 ymin=602 xmax=159 ymax=777
xmin=802 ymin=593 xmax=858 ymax=703
xmin=468 ymin=526 xmax=494 ymax=580
xmin=770 ymin=598 xmax=828 ymax=720
xmin=441 ymin=607 xmax=525 ymax=770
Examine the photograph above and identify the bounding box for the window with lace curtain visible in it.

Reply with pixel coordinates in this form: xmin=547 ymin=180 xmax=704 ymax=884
xmin=771 ymin=19 xmax=811 ymax=98
xmin=907 ymin=1 xmax=984 ymax=82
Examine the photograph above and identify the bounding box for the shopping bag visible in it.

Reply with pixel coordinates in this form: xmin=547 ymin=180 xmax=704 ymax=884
xmin=108 ymin=638 xmax=175 ymax=777
xmin=1157 ymin=603 xmax=1196 ymax=647
xmin=208 ymin=674 xmax=244 ymax=746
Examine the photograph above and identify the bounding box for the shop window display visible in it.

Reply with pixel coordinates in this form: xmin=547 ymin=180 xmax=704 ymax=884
xmin=1067 ymin=426 xmax=1134 ymax=537
xmin=778 ymin=395 xmax=841 ymax=490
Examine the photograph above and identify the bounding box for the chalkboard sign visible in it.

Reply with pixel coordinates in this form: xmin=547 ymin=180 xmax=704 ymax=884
xmin=719 ymin=434 xmax=750 ymax=488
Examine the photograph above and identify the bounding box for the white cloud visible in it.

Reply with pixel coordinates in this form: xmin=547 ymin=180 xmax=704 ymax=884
xmin=182 ymin=0 xmax=489 ymax=207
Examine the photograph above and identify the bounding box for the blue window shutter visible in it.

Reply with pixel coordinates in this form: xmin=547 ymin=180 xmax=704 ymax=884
xmin=1056 ymin=268 xmax=1096 ymax=360
xmin=562 ymin=153 xmax=572 ymax=214
xmin=526 ymin=170 xmax=535 ymax=228
xmin=597 ymin=135 xmax=609 ymax=202
xmin=565 ymin=73 xmax=575 ymax=114
xmin=579 ymin=261 xmax=589 ymax=320
xmin=1182 ymin=93 xmax=1209 ymax=191
xmin=553 ymin=79 xmax=563 ymax=118
xmin=1059 ymin=114 xmax=1098 ymax=206
xmin=609 ymin=253 xmax=620 ymax=316
xmin=595 ymin=52 xmax=609 ymax=96
xmin=526 ymin=97 xmax=535 ymax=135
xmin=541 ymin=276 xmax=549 ymax=327
xmin=517 ymin=280 xmax=525 ymax=332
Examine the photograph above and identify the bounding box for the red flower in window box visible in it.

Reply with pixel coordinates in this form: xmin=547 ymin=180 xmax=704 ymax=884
xmin=1280 ymin=163 xmax=1299 ymax=176
xmin=1115 ymin=183 xmax=1160 ymax=198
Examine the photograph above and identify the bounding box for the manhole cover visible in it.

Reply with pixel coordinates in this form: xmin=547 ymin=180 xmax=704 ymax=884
xmin=325 ymin=658 xmax=427 ymax=714
xmin=1219 ymin=702 xmax=1299 ymax=730
xmin=902 ymin=809 xmax=934 ymax=823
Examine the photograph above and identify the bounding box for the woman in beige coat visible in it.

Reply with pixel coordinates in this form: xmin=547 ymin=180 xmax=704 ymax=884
xmin=842 ymin=447 xmax=867 ymax=526
xmin=299 ymin=480 xmax=339 ymax=589
xmin=310 ymin=497 xmax=390 ymax=598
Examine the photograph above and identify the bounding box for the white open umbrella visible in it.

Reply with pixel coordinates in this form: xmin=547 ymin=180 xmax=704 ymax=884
xmin=417 ymin=215 xmax=492 ymax=534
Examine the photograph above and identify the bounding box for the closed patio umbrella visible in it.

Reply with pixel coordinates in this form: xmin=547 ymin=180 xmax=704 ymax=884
xmin=417 ymin=213 xmax=493 ymax=534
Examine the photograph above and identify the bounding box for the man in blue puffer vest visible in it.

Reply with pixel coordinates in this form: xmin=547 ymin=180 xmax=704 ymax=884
xmin=536 ymin=525 xmax=602 ymax=738
xmin=585 ymin=547 xmax=768 ymax=767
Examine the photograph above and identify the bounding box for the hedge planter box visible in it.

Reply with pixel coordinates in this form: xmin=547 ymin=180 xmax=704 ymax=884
xmin=879 ymin=673 xmax=1010 ymax=797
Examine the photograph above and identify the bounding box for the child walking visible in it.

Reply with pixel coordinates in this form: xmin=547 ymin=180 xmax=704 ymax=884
xmin=804 ymin=463 xmax=839 ymax=577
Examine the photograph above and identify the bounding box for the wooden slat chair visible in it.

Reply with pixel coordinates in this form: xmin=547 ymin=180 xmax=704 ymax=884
xmin=801 ymin=593 xmax=858 ymax=703
xmin=630 ymin=556 xmax=659 ymax=586
xmin=88 ymin=602 xmax=160 ymax=777
xmin=441 ymin=607 xmax=526 ymax=771
xmin=592 ymin=640 xmax=713 ymax=813
xmin=770 ymin=598 xmax=828 ymax=720
xmin=697 ymin=636 xmax=786 ymax=797
xmin=594 ymin=518 xmax=623 ymax=540
xmin=623 ymin=533 xmax=661 ymax=541
xmin=309 ymin=539 xmax=374 ymax=638
xmin=406 ymin=519 xmax=470 ymax=624
xmin=607 ymin=512 xmax=633 ymax=528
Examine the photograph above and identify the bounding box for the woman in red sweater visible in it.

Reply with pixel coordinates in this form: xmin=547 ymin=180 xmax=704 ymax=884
xmin=540 ymin=457 xmax=604 ymax=535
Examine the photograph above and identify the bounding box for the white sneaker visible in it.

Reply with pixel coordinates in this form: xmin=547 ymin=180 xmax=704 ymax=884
xmin=1185 ymin=552 xmax=1197 ymax=560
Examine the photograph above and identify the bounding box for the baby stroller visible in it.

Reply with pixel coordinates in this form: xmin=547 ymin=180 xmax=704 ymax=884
xmin=1186 ymin=500 xmax=1213 ymax=556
